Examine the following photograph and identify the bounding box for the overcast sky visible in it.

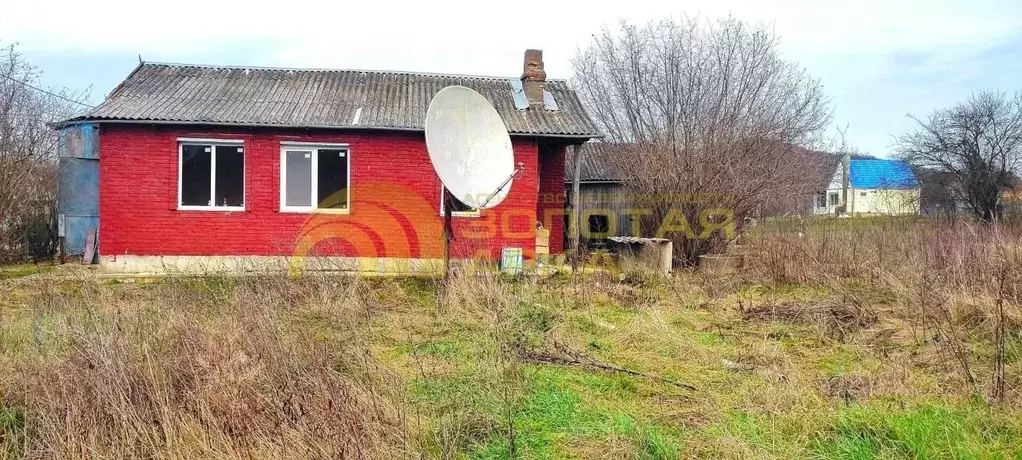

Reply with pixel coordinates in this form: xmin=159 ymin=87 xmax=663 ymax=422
xmin=4 ymin=0 xmax=1021 ymax=156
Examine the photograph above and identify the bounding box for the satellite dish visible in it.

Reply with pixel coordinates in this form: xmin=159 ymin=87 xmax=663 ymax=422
xmin=425 ymin=86 xmax=514 ymax=209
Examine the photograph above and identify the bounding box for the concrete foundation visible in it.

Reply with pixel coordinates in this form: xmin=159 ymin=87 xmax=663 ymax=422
xmin=98 ymin=255 xmax=451 ymax=275
xmin=698 ymin=255 xmax=744 ymax=274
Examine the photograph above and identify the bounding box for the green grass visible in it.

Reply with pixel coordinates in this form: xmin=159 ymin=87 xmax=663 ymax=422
xmin=814 ymin=400 xmax=1022 ymax=459
xmin=470 ymin=367 xmax=682 ymax=459
xmin=0 ymin=398 xmax=24 ymax=459
xmin=820 ymin=347 xmax=861 ymax=377
xmin=0 ymin=264 xmax=52 ymax=281
xmin=405 ymin=338 xmax=468 ymax=359
xmin=1005 ymin=333 xmax=1022 ymax=365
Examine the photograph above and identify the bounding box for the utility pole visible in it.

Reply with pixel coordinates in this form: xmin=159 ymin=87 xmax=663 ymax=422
xmin=569 ymin=144 xmax=582 ymax=272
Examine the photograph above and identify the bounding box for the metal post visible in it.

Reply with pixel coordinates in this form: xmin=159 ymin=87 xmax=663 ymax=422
xmin=443 ymin=188 xmax=454 ymax=282
xmin=570 ymin=144 xmax=582 ymax=272
xmin=57 ymin=213 xmax=66 ymax=264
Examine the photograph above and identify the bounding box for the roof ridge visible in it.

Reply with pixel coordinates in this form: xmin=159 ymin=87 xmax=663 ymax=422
xmin=140 ymin=61 xmax=570 ymax=83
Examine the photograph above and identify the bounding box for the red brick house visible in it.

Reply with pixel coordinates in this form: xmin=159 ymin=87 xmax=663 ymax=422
xmin=56 ymin=51 xmax=599 ymax=272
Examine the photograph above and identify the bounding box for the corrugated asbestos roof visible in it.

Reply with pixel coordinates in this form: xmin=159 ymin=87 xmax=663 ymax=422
xmin=63 ymin=63 xmax=601 ymax=137
xmin=850 ymin=159 xmax=920 ymax=189
xmin=565 ymin=143 xmax=858 ymax=189
xmin=564 ymin=142 xmax=626 ymax=182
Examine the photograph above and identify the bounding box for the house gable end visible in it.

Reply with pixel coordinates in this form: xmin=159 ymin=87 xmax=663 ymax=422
xmin=827 ymin=163 xmax=843 ymax=191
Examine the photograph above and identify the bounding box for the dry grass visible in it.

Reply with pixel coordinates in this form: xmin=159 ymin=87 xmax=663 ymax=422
xmin=1 ymin=219 xmax=1022 ymax=458
xmin=747 ymin=217 xmax=1022 ymax=402
xmin=0 ymin=276 xmax=410 ymax=459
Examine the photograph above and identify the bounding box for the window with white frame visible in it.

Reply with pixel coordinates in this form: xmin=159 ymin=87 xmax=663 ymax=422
xmin=440 ymin=186 xmax=480 ymax=217
xmin=280 ymin=144 xmax=350 ymax=212
xmin=828 ymin=192 xmax=839 ymax=206
xmin=179 ymin=141 xmax=245 ymax=210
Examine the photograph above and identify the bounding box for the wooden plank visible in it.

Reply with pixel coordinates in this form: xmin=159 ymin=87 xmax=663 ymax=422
xmin=82 ymin=229 xmax=97 ymax=265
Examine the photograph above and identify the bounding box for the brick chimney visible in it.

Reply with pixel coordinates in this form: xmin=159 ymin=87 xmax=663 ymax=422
xmin=521 ymin=49 xmax=546 ymax=106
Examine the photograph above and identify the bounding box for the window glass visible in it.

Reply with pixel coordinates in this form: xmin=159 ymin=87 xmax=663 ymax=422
xmin=588 ymin=214 xmax=610 ymax=235
xmin=285 ymin=150 xmax=313 ymax=207
xmin=282 ymin=146 xmax=349 ymax=211
xmin=451 ymin=195 xmax=474 ymax=213
xmin=181 ymin=145 xmax=212 ymax=206
xmin=442 ymin=187 xmax=479 ymax=215
xmin=317 ymin=149 xmax=348 ymax=209
xmin=215 ymin=145 xmax=244 ymax=207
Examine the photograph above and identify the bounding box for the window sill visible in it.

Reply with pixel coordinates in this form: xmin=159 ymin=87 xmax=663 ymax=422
xmin=279 ymin=208 xmax=351 ymax=215
xmin=178 ymin=206 xmax=247 ymax=212
xmin=439 ymin=212 xmax=481 ymax=218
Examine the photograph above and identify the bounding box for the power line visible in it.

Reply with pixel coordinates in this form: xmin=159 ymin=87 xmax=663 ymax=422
xmin=0 ymin=72 xmax=95 ymax=109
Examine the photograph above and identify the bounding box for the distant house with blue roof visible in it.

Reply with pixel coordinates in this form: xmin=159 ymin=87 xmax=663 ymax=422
xmin=813 ymin=157 xmax=920 ymax=216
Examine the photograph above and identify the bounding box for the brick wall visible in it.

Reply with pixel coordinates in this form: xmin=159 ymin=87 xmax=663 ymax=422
xmin=99 ymin=124 xmax=556 ymax=260
xmin=537 ymin=145 xmax=566 ymax=254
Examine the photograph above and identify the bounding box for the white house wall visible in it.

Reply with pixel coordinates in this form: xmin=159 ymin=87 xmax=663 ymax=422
xmin=812 ymin=164 xmax=846 ymax=215
xmin=827 ymin=165 xmax=843 ymax=190
xmin=849 ymin=188 xmax=920 ymax=215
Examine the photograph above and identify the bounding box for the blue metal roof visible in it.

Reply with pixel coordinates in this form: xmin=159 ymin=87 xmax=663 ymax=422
xmin=849 ymin=159 xmax=919 ymax=189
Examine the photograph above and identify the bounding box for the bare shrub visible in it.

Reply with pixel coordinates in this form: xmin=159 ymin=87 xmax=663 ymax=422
xmin=747 ymin=218 xmax=1022 ymax=400
xmin=572 ymin=16 xmax=831 ymax=264
xmin=0 ymin=42 xmax=89 ymax=262
xmin=898 ymin=91 xmax=1022 ymax=222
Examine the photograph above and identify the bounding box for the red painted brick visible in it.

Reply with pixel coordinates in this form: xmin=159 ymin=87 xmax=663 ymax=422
xmin=538 ymin=145 xmax=566 ymax=254
xmin=98 ymin=124 xmax=565 ymax=261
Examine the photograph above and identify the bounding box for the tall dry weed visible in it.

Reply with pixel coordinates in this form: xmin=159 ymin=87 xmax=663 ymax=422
xmin=747 ymin=218 xmax=1022 ymax=401
xmin=0 ymin=275 xmax=410 ymax=459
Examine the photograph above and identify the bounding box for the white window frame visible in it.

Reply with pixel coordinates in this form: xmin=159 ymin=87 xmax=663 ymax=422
xmin=279 ymin=142 xmax=351 ymax=214
xmin=177 ymin=139 xmax=246 ymax=211
xmin=439 ymin=185 xmax=481 ymax=218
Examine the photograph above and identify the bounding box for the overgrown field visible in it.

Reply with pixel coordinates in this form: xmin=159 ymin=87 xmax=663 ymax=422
xmin=1 ymin=219 xmax=1021 ymax=458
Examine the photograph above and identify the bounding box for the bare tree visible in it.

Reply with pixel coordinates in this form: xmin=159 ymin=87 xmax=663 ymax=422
xmin=572 ymin=16 xmax=831 ymax=264
xmin=897 ymin=91 xmax=1022 ymax=222
xmin=0 ymin=42 xmax=90 ymax=261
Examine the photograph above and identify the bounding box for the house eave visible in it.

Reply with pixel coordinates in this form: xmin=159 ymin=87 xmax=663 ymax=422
xmin=564 ymin=179 xmax=623 ymax=185
xmin=52 ymin=118 xmax=602 ymax=140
